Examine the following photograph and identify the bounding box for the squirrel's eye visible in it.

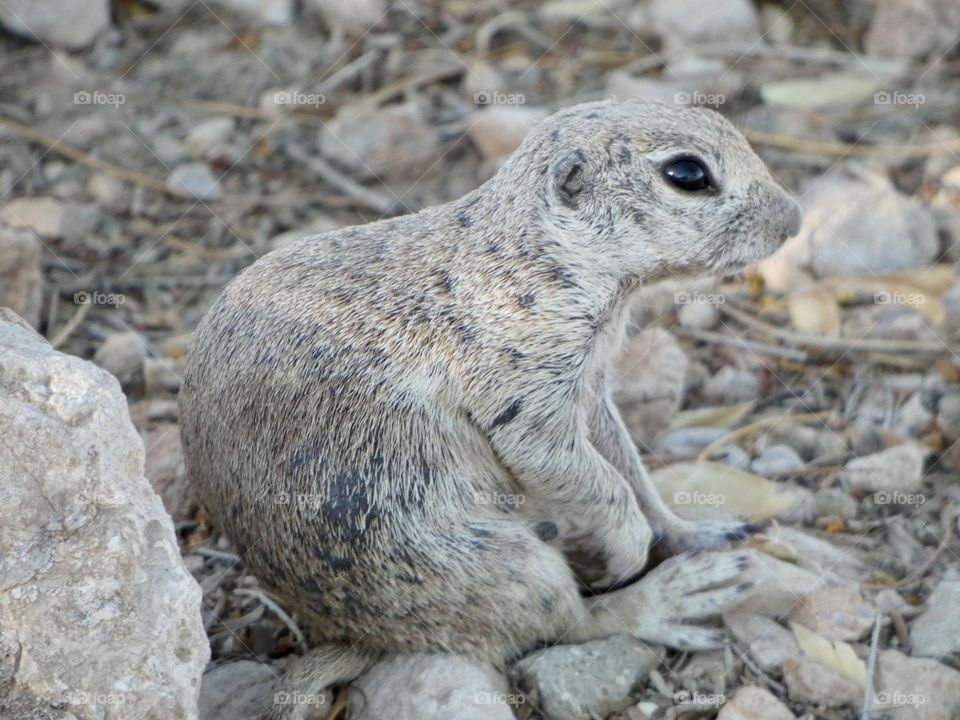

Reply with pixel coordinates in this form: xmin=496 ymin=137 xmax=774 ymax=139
xmin=663 ymin=158 xmax=711 ymax=191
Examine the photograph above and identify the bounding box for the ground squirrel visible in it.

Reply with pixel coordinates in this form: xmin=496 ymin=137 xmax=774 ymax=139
xmin=180 ymin=98 xmax=802 ymax=717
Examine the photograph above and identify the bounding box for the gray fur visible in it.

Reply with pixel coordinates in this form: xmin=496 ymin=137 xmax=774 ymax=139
xmin=179 ymin=98 xmax=801 ymax=715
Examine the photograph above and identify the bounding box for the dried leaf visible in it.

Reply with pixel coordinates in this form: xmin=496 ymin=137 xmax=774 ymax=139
xmin=651 ymin=461 xmax=797 ymax=522
xmin=790 ymin=622 xmax=867 ymax=688
xmin=662 ymin=402 xmax=754 ymax=433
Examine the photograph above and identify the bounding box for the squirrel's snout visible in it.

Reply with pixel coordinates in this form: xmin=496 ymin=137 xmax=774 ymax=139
xmin=775 ymin=194 xmax=802 ymax=241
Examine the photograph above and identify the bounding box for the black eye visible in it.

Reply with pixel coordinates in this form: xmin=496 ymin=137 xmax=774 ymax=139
xmin=663 ymin=158 xmax=711 ymax=191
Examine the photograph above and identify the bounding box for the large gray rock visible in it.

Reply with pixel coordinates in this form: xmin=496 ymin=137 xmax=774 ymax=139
xmin=199 ymin=661 xmax=279 ymax=720
xmin=510 ymin=635 xmax=664 ymax=720
xmin=875 ymin=650 xmax=960 ymax=720
xmin=910 ymin=568 xmax=960 ymax=658
xmin=350 ymin=654 xmax=513 ymax=720
xmin=758 ymin=167 xmax=939 ymax=292
xmin=0 ymin=0 xmax=109 ymax=49
xmin=0 ymin=311 xmax=208 ymax=719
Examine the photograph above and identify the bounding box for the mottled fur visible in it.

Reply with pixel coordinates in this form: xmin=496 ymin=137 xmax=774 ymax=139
xmin=180 ymin=99 xmax=801 ymax=715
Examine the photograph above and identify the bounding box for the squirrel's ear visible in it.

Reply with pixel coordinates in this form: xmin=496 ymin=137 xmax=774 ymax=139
xmin=551 ymin=152 xmax=586 ymax=207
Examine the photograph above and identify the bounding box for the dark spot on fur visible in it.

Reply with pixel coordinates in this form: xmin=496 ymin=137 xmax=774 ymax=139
xmin=491 ymin=398 xmax=523 ymax=429
xmin=540 ymin=594 xmax=556 ymax=612
xmin=456 ymin=321 xmax=478 ymax=343
xmin=517 ymin=293 xmax=536 ymax=308
xmin=396 ymin=572 xmax=423 ymax=584
xmin=534 ymin=521 xmax=559 ymax=541
xmin=552 ymin=266 xmax=578 ymax=289
xmin=551 ymin=129 xmax=560 ymax=141
xmin=301 ymin=577 xmax=321 ymax=592
xmin=586 ymin=111 xmax=600 ymax=119
xmin=456 ymin=212 xmax=473 ymax=228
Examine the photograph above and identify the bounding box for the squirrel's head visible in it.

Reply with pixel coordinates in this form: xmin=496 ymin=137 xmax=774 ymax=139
xmin=512 ymin=98 xmax=801 ymax=282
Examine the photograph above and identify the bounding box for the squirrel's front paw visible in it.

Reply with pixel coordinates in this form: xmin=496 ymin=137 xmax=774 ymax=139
xmin=629 ymin=550 xmax=755 ymax=650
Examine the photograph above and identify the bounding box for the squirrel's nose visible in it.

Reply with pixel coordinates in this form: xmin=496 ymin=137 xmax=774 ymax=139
xmin=781 ymin=195 xmax=802 ymax=239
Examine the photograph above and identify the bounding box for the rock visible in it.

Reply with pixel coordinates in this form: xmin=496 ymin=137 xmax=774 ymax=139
xmin=510 ymin=635 xmax=663 ymax=720
xmin=865 ymin=0 xmax=960 ymax=59
xmin=143 ymin=423 xmax=196 ymax=521
xmin=199 ymin=661 xmax=279 ymax=720
xmin=637 ymin=0 xmax=761 ymax=48
xmin=677 ymin=298 xmax=720 ymax=329
xmin=703 ymin=366 xmax=760 ymax=404
xmin=467 ymin=106 xmax=547 ymax=161
xmin=789 ymin=587 xmax=876 ymax=641
xmin=167 ymin=163 xmax=222 ymax=200
xmin=93 ymin=331 xmax=146 ymax=389
xmin=319 ymin=102 xmax=442 ymax=181
xmin=350 ymin=654 xmax=513 ymax=720
xmin=715 ymin=444 xmax=752 ymax=471
xmin=306 ymin=0 xmax=386 ymax=33
xmin=613 ymin=328 xmax=689 ymax=448
xmin=782 ymin=655 xmax=861 ymax=708
xmin=184 ymin=117 xmax=236 ymax=158
xmin=750 ymin=445 xmax=804 ymax=477
xmin=873 ymin=588 xmax=909 ymax=615
xmin=910 ymin=567 xmax=960 ymax=658
xmin=843 ymin=442 xmax=926 ymax=494
xmin=1 ymin=197 xmax=99 ymax=241
xmin=724 ymin=613 xmax=799 ymax=674
xmin=207 ymin=0 xmax=295 ymax=25
xmin=812 ymin=487 xmax=858 ymax=520
xmin=676 ymin=650 xmax=726 ymax=696
xmin=86 ymin=173 xmax=129 ymax=212
xmin=0 ymin=0 xmax=110 ymax=49
xmin=875 ymin=649 xmax=960 ymax=720
xmin=653 ymin=427 xmax=728 ymax=457
xmin=0 ymin=225 xmax=42 ymax=328
xmin=0 ymin=313 xmax=208 ymax=718
xmin=758 ymin=168 xmax=939 ymax=293
xmin=718 ymin=686 xmax=795 ymax=720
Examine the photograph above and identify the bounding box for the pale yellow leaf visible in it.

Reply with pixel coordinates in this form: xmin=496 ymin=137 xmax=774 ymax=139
xmin=790 ymin=622 xmax=867 ymax=688
xmin=662 ymin=402 xmax=755 ymax=433
xmin=651 ymin=461 xmax=797 ymax=522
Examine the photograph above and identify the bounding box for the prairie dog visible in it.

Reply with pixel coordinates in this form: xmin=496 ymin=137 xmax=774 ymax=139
xmin=180 ymin=98 xmax=801 ymax=716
